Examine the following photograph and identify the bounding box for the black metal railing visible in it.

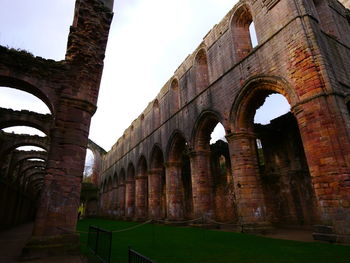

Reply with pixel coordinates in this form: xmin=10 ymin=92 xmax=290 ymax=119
xmin=128 ymin=247 xmax=157 ymax=263
xmin=88 ymin=225 xmax=112 ymax=263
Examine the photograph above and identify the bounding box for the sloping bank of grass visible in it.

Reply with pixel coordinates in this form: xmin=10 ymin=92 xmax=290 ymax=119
xmin=77 ymin=218 xmax=349 ymax=263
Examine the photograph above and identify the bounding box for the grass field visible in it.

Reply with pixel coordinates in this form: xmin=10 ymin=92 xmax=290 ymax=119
xmin=77 ymin=218 xmax=350 ymax=263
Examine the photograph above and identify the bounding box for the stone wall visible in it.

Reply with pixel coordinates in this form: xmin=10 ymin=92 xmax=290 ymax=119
xmin=99 ymin=0 xmax=350 ymax=242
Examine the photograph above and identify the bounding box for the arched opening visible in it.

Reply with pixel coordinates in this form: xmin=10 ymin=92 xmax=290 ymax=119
xmin=83 ymin=149 xmax=94 ymax=182
xmin=170 ymin=79 xmax=180 ymax=114
xmin=16 ymin=146 xmax=47 ymax=152
xmin=126 ymin=163 xmax=136 ymax=218
xmin=254 ymin=94 xmax=315 ymax=226
xmin=231 ymin=5 xmax=257 ymax=61
xmin=153 ymin=100 xmax=160 ymax=130
xmin=249 ymin=22 xmax=258 ymax=48
xmin=231 ymin=80 xmax=317 ymax=228
xmin=209 ymin=123 xmax=234 ymax=222
xmin=2 ymin=127 xmax=46 ymax=137
xmin=194 ymin=49 xmax=209 ymax=94
xmin=167 ymin=132 xmax=193 ymax=220
xmin=27 ymin=158 xmax=45 ymax=162
xmin=0 ymin=86 xmax=51 ymax=114
xmin=136 ymin=156 xmax=148 ymax=219
xmin=192 ymin=113 xmax=235 ymax=221
xmin=0 ymin=83 xmax=53 ymax=228
xmin=149 ymin=145 xmax=166 ymax=219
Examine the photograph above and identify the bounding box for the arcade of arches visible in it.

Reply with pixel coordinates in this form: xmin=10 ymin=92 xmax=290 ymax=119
xmin=1 ymin=1 xmax=350 ymax=260
xmin=99 ymin=0 xmax=350 ymax=243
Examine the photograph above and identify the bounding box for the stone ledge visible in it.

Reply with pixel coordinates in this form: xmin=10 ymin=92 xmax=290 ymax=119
xmin=312 ymin=225 xmax=350 ymax=244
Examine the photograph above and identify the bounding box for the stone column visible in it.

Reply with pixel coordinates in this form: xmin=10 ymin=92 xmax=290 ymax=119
xmin=165 ymin=162 xmax=184 ymax=220
xmin=112 ymin=186 xmax=118 ymax=218
xmin=189 ymin=150 xmax=213 ymax=219
xmin=32 ymin=104 xmax=93 ymax=238
xmin=115 ymin=185 xmax=120 ymax=218
xmin=125 ymin=179 xmax=135 ymax=218
xmin=118 ymin=183 xmax=125 ymax=218
xmin=226 ymin=132 xmax=270 ymax=228
xmin=293 ymin=98 xmax=350 ymax=240
xmin=148 ymin=169 xmax=162 ymax=219
xmin=108 ymin=189 xmax=113 ymax=216
xmin=135 ymin=175 xmax=148 ymax=219
xmin=101 ymin=192 xmax=107 ymax=215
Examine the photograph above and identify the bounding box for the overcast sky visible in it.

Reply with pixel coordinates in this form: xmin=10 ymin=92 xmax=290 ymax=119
xmin=0 ymin=0 xmax=289 ymax=151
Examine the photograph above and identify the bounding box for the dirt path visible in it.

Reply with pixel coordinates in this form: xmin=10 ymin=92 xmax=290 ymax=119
xmin=0 ymin=223 xmax=88 ymax=263
xmin=0 ymin=223 xmax=33 ymax=263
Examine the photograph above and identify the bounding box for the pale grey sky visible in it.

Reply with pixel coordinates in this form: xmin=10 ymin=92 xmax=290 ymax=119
xmin=0 ymin=0 xmax=289 ymax=151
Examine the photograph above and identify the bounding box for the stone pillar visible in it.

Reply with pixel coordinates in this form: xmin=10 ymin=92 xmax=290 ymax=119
xmin=118 ymin=183 xmax=125 ymax=218
xmin=165 ymin=162 xmax=184 ymax=220
xmin=101 ymin=192 xmax=107 ymax=215
xmin=135 ymin=175 xmax=148 ymax=219
xmin=32 ymin=104 xmax=93 ymax=236
xmin=18 ymin=96 xmax=98 ymax=261
xmin=108 ymin=189 xmax=113 ymax=216
xmin=125 ymin=179 xmax=135 ymax=218
xmin=112 ymin=186 xmax=118 ymax=217
xmin=226 ymin=132 xmax=270 ymax=228
xmin=189 ymin=150 xmax=213 ymax=219
xmin=148 ymin=169 xmax=162 ymax=219
xmin=293 ymin=98 xmax=350 ymax=240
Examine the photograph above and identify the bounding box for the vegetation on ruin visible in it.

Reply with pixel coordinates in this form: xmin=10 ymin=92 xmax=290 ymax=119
xmin=77 ymin=218 xmax=350 ymax=263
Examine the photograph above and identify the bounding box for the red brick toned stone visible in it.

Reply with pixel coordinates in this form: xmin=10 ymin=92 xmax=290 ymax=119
xmin=92 ymin=0 xmax=350 ymax=241
xmin=0 ymin=0 xmax=113 ymax=258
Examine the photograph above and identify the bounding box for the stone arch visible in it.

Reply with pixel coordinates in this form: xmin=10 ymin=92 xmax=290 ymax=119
xmin=0 ymin=134 xmax=49 ymax=167
xmin=191 ymin=110 xmax=224 ymax=150
xmin=0 ymin=108 xmax=52 ymax=135
xmin=18 ymin=161 xmax=46 ymax=179
xmin=24 ymin=171 xmax=46 ymax=189
xmin=228 ymin=75 xmax=317 ymax=227
xmin=3 ymin=150 xmax=47 ymax=179
xmin=191 ymin=110 xmax=235 ymax=220
xmin=126 ymin=163 xmax=136 ymax=218
xmin=170 ymin=78 xmax=180 ymax=114
xmin=0 ymin=76 xmax=55 ymax=114
xmin=87 ymin=139 xmax=106 ymax=186
xmin=230 ymin=3 xmax=256 ymax=61
xmin=194 ymin=48 xmax=209 ymax=94
xmin=230 ymin=75 xmax=298 ymax=133
xmin=149 ymin=144 xmax=166 ymax=219
xmin=27 ymin=175 xmax=45 ymax=189
xmin=135 ymin=155 xmax=148 ymax=219
xmin=166 ymin=130 xmax=193 ymax=220
xmin=11 ymin=151 xmax=48 ymax=166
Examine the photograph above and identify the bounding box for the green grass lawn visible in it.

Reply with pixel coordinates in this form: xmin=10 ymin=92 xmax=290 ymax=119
xmin=77 ymin=218 xmax=350 ymax=263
